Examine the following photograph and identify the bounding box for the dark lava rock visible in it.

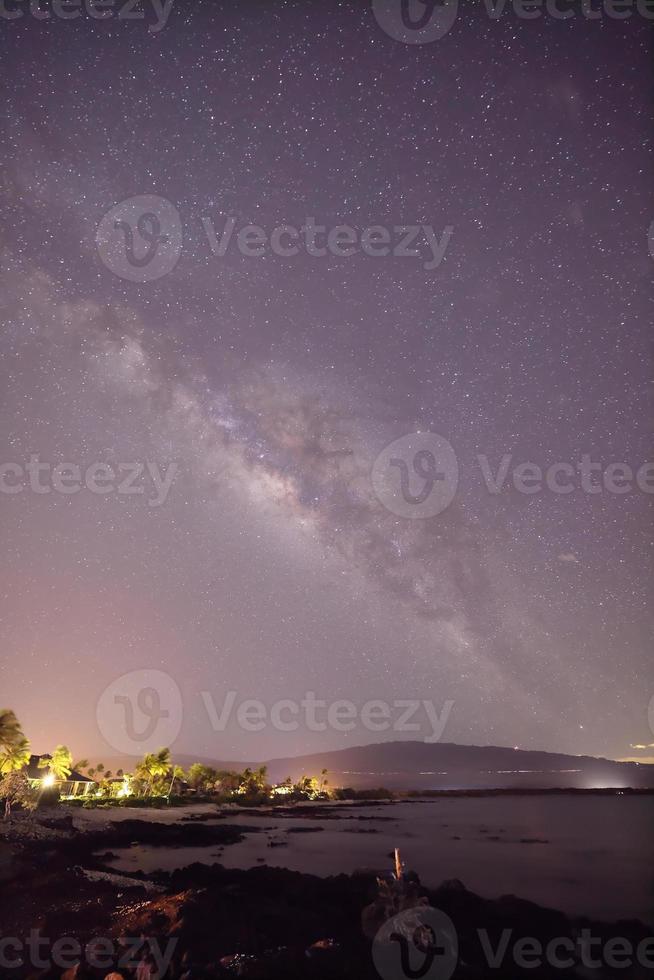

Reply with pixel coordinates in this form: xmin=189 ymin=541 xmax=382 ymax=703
xmin=37 ymin=814 xmax=76 ymax=832
xmin=304 ymin=938 xmax=345 ymax=976
xmin=4 ymin=834 xmax=652 ymax=980
xmin=340 ymin=828 xmax=379 ymax=834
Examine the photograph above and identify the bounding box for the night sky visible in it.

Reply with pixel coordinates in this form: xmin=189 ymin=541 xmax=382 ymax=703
xmin=1 ymin=0 xmax=652 ymax=764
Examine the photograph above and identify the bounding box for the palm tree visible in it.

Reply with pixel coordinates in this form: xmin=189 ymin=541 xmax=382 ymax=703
xmin=188 ymin=763 xmax=218 ymax=793
xmin=215 ymin=769 xmax=240 ymax=795
xmin=299 ymin=775 xmax=312 ymax=794
xmin=0 ymin=710 xmax=30 ymax=775
xmin=55 ymin=747 xmax=72 ymax=779
xmin=0 ymin=736 xmax=30 ymax=776
xmin=38 ymin=745 xmax=72 ymax=781
xmin=134 ymin=757 xmax=152 ymax=795
xmin=137 ymin=748 xmax=171 ymax=796
xmin=150 ymin=748 xmax=171 ymax=786
xmin=166 ymin=765 xmax=185 ymax=802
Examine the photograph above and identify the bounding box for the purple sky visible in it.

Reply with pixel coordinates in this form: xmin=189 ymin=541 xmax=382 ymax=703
xmin=1 ymin=0 xmax=652 ymax=764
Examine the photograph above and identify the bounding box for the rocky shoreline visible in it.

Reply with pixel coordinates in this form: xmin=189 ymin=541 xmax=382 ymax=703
xmin=1 ymin=808 xmax=652 ymax=979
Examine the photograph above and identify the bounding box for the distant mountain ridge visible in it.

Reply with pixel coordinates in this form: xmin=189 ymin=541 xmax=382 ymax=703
xmin=261 ymin=741 xmax=654 ymax=790
xmin=93 ymin=740 xmax=654 ymax=791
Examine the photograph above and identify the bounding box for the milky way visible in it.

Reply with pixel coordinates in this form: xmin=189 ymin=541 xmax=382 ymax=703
xmin=0 ymin=1 xmax=651 ymax=763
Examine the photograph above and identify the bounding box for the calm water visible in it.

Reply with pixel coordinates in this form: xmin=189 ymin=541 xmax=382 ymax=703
xmin=107 ymin=796 xmax=654 ymax=925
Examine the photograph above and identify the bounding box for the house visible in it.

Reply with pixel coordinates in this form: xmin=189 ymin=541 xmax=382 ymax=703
xmin=25 ymin=755 xmax=96 ymax=799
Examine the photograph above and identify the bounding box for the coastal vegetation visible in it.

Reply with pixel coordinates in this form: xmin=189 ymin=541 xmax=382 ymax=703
xmin=0 ymin=708 xmax=347 ymax=816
